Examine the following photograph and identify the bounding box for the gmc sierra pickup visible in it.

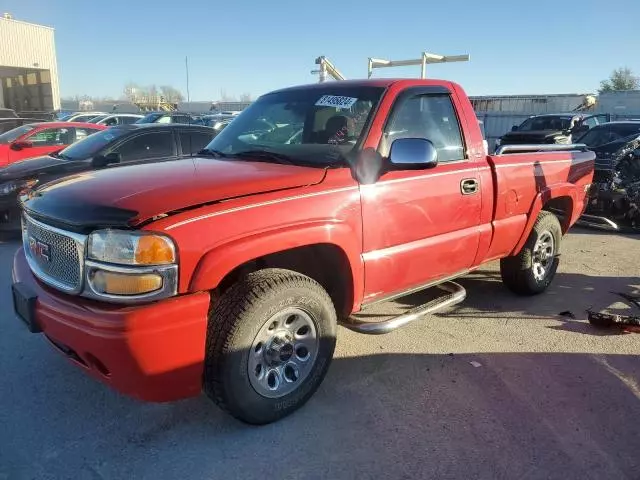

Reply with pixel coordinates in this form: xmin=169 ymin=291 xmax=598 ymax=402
xmin=11 ymin=79 xmax=595 ymax=424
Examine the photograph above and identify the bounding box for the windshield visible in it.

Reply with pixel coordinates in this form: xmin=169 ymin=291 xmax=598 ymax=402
xmin=517 ymin=116 xmax=572 ymax=132
xmin=0 ymin=124 xmax=36 ymax=144
xmin=203 ymin=86 xmax=384 ymax=166
xmin=577 ymin=123 xmax=640 ymax=147
xmin=88 ymin=115 xmax=110 ymax=124
xmin=135 ymin=113 xmax=164 ymax=124
xmin=55 ymin=127 xmax=129 ymax=160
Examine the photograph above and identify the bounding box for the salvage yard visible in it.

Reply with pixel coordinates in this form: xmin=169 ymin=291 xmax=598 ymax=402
xmin=1 ymin=228 xmax=639 ymax=480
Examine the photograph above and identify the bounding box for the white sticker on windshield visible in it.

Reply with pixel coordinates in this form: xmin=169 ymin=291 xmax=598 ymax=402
xmin=315 ymin=95 xmax=358 ymax=109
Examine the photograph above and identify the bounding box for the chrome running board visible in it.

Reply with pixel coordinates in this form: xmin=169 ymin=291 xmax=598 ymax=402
xmin=339 ymin=282 xmax=466 ymax=335
xmin=576 ymin=213 xmax=620 ymax=231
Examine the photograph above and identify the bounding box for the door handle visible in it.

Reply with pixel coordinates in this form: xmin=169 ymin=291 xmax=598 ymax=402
xmin=460 ymin=178 xmax=479 ymax=195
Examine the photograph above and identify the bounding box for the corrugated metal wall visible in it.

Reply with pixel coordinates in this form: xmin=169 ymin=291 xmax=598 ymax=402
xmin=0 ymin=17 xmax=60 ymax=109
xmin=470 ymin=94 xmax=590 ymax=114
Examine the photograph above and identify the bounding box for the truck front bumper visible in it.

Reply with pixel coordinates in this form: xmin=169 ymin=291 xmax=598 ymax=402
xmin=12 ymin=247 xmax=211 ymax=402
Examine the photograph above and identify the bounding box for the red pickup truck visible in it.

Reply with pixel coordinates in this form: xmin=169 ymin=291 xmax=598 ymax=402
xmin=11 ymin=79 xmax=595 ymax=424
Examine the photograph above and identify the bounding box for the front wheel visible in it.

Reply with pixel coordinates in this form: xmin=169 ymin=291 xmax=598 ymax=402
xmin=203 ymin=268 xmax=337 ymax=425
xmin=500 ymin=211 xmax=562 ymax=295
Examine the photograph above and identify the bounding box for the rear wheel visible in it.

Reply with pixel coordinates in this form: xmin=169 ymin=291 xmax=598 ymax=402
xmin=203 ymin=268 xmax=337 ymax=425
xmin=500 ymin=211 xmax=562 ymax=295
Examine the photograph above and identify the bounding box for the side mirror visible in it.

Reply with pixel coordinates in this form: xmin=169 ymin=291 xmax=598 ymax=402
xmin=389 ymin=138 xmax=438 ymax=169
xmin=10 ymin=140 xmax=32 ymax=151
xmin=511 ymin=125 xmax=518 ymax=132
xmin=93 ymin=152 xmax=121 ymax=168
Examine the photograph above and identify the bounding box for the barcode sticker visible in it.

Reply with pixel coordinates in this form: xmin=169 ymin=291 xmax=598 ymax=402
xmin=315 ymin=95 xmax=358 ymax=109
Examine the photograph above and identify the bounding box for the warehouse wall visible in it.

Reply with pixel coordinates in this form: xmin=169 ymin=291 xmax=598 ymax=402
xmin=0 ymin=17 xmax=60 ymax=110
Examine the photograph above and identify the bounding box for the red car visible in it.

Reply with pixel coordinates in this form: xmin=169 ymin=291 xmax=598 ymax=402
xmin=0 ymin=122 xmax=106 ymax=167
xmin=12 ymin=78 xmax=595 ymax=424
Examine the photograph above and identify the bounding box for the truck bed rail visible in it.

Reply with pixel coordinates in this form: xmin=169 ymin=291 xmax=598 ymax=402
xmin=494 ymin=143 xmax=589 ymax=155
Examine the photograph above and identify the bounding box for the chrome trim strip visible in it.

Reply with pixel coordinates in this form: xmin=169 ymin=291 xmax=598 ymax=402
xmin=84 ymin=260 xmax=178 ymax=304
xmin=22 ymin=214 xmax=87 ymax=294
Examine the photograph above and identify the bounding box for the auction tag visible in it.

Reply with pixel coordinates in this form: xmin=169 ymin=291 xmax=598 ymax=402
xmin=315 ymin=95 xmax=358 ymax=109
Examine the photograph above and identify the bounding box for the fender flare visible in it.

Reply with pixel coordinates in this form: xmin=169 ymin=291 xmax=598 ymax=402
xmin=510 ymin=183 xmax=577 ymax=256
xmin=188 ymin=220 xmax=364 ymax=310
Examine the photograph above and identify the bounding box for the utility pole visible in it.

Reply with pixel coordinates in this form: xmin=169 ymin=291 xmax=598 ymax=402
xmin=185 ymin=56 xmax=190 ymax=102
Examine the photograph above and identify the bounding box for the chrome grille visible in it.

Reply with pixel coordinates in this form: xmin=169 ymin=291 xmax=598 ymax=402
xmin=23 ymin=215 xmax=86 ymax=293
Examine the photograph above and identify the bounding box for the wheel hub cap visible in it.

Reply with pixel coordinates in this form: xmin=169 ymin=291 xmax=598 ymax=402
xmin=248 ymin=307 xmax=319 ymax=399
xmin=532 ymin=231 xmax=555 ymax=281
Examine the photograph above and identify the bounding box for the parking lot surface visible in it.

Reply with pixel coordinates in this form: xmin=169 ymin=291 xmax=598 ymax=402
xmin=1 ymin=228 xmax=639 ymax=480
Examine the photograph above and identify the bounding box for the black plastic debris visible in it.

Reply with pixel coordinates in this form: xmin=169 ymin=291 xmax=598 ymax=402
xmin=558 ymin=310 xmax=576 ymax=319
xmin=587 ymin=310 xmax=640 ymax=331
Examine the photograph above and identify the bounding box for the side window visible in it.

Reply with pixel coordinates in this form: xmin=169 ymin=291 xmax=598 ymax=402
xmin=74 ymin=127 xmax=100 ymax=141
xmin=120 ymin=116 xmax=138 ymax=125
xmin=382 ymin=94 xmax=465 ymax=162
xmin=112 ymin=132 xmax=175 ymax=162
xmin=173 ymin=115 xmax=191 ymax=124
xmin=179 ymin=131 xmax=214 ymax=155
xmin=27 ymin=127 xmax=73 ymax=146
xmin=103 ymin=117 xmax=119 ymax=126
xmin=156 ymin=115 xmax=171 ymax=124
xmin=583 ymin=117 xmax=598 ymax=129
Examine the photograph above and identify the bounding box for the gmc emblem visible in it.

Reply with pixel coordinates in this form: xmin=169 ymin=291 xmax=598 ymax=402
xmin=29 ymin=236 xmax=51 ymax=262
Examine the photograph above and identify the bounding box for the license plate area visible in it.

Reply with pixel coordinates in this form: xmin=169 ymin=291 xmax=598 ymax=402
xmin=12 ymin=282 xmax=41 ymax=333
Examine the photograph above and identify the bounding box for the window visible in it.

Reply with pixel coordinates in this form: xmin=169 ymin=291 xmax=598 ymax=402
xmin=205 ymin=86 xmax=384 ymax=167
xmin=113 ymin=132 xmax=174 ymax=161
xmin=27 ymin=127 xmax=73 ymax=146
xmin=156 ymin=115 xmax=171 ymax=124
xmin=173 ymin=115 xmax=192 ymax=124
xmin=119 ymin=116 xmax=139 ymax=125
xmin=74 ymin=127 xmax=101 ymax=141
xmin=179 ymin=131 xmax=215 ymax=155
xmin=103 ymin=117 xmax=119 ymax=126
xmin=382 ymin=94 xmax=465 ymax=162
xmin=583 ymin=117 xmax=598 ymax=129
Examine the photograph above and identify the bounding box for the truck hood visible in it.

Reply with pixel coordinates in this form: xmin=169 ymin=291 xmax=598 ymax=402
xmin=22 ymin=157 xmax=327 ymax=230
xmin=501 ymin=130 xmax=568 ymax=144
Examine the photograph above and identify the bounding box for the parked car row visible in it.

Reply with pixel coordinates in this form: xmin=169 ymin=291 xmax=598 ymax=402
xmin=0 ymin=123 xmax=217 ymax=229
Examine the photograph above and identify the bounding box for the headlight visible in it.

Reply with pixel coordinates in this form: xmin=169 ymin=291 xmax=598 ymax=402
xmin=84 ymin=230 xmax=178 ymax=302
xmin=0 ymin=179 xmax=38 ymax=196
xmin=87 ymin=230 xmax=176 ymax=266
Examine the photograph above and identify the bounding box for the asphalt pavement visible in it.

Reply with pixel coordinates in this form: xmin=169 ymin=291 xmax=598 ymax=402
xmin=1 ymin=228 xmax=639 ymax=480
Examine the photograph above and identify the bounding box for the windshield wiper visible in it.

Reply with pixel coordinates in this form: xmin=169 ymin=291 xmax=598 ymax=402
xmin=197 ymin=148 xmax=230 ymax=158
xmin=228 ymin=150 xmax=298 ymax=165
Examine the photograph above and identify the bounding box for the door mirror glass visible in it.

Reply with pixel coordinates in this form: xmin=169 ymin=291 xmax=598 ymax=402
xmin=511 ymin=125 xmax=519 ymax=132
xmin=10 ymin=140 xmax=32 ymax=151
xmin=389 ymin=138 xmax=438 ymax=169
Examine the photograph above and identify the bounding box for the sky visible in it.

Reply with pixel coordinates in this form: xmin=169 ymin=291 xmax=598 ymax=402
xmin=2 ymin=0 xmax=640 ymax=101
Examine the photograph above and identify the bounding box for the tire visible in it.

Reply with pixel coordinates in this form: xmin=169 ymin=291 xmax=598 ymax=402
xmin=203 ymin=268 xmax=337 ymax=425
xmin=500 ymin=211 xmax=562 ymax=296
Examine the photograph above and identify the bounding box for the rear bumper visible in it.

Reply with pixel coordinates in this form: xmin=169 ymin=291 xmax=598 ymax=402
xmin=12 ymin=247 xmax=211 ymax=402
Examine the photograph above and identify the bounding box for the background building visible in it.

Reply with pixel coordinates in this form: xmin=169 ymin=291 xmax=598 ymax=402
xmin=0 ymin=13 xmax=60 ymax=113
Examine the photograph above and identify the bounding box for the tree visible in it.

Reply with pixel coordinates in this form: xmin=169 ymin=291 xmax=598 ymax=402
xmin=159 ymin=85 xmax=184 ymax=103
xmin=599 ymin=67 xmax=640 ymax=93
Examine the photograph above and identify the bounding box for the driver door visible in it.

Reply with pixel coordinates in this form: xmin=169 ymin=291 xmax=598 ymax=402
xmin=360 ymin=90 xmax=482 ymax=304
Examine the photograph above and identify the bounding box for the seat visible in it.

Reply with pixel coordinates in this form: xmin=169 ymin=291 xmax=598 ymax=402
xmin=315 ymin=115 xmax=351 ymax=144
